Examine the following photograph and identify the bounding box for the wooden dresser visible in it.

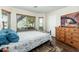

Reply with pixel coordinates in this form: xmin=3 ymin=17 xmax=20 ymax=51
xmin=56 ymin=27 xmax=79 ymax=49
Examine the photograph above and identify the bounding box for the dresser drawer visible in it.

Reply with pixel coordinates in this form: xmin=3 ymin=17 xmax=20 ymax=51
xmin=66 ymin=36 xmax=72 ymax=39
xmin=72 ymin=33 xmax=79 ymax=37
xmin=58 ymin=37 xmax=65 ymax=42
xmin=60 ymin=30 xmax=65 ymax=33
xmin=70 ymin=28 xmax=79 ymax=33
xmin=73 ymin=28 xmax=79 ymax=32
xmin=65 ymin=28 xmax=70 ymax=32
xmin=65 ymin=39 xmax=79 ymax=49
xmin=65 ymin=38 xmax=73 ymax=46
xmin=66 ymin=33 xmax=72 ymax=38
xmin=72 ymin=40 xmax=79 ymax=49
xmin=72 ymin=37 xmax=79 ymax=42
xmin=66 ymin=33 xmax=73 ymax=36
xmin=57 ymin=36 xmax=65 ymax=42
xmin=56 ymin=30 xmax=60 ymax=33
xmin=60 ymin=34 xmax=65 ymax=37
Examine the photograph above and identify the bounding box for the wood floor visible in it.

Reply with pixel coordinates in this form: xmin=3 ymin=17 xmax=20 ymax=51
xmin=30 ymin=37 xmax=79 ymax=52
xmin=56 ymin=40 xmax=79 ymax=52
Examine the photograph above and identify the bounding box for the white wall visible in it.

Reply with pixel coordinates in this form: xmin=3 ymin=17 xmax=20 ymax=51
xmin=0 ymin=6 xmax=45 ymax=31
xmin=47 ymin=6 xmax=79 ymax=37
xmin=1 ymin=6 xmax=79 ymax=36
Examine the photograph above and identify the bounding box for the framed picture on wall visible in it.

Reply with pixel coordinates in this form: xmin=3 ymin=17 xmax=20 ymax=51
xmin=61 ymin=12 xmax=79 ymax=27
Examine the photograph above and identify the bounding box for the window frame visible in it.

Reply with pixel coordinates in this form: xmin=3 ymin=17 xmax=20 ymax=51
xmin=1 ymin=9 xmax=11 ymax=29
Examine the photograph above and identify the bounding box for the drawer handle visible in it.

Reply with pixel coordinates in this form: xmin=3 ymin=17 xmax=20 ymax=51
xmin=70 ymin=41 xmax=73 ymax=44
xmin=71 ymin=37 xmax=72 ymax=39
xmin=74 ymin=30 xmax=76 ymax=31
xmin=71 ymin=33 xmax=73 ymax=34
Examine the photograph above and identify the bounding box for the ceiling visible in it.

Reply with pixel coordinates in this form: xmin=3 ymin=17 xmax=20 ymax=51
xmin=13 ymin=6 xmax=66 ymax=13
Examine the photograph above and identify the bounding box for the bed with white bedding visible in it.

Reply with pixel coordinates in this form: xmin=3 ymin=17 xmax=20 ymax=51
xmin=0 ymin=31 xmax=51 ymax=52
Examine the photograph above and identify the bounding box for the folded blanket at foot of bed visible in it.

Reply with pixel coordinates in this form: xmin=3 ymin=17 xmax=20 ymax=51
xmin=0 ymin=29 xmax=19 ymax=46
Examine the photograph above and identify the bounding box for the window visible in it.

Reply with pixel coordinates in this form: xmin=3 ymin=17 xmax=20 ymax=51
xmin=17 ymin=14 xmax=27 ymax=31
xmin=27 ymin=16 xmax=36 ymax=29
xmin=38 ymin=17 xmax=44 ymax=31
xmin=17 ymin=14 xmax=36 ymax=31
xmin=0 ymin=10 xmax=10 ymax=29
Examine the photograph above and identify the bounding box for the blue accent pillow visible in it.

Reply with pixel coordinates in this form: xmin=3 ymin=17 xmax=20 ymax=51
xmin=7 ymin=32 xmax=19 ymax=43
xmin=4 ymin=29 xmax=19 ymax=43
xmin=0 ymin=31 xmax=9 ymax=45
xmin=0 ymin=29 xmax=19 ymax=45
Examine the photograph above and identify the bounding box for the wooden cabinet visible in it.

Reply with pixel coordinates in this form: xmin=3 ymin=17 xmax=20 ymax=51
xmin=56 ymin=27 xmax=65 ymax=42
xmin=56 ymin=27 xmax=79 ymax=49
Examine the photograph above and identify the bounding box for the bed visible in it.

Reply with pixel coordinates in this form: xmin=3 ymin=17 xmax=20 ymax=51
xmin=0 ymin=31 xmax=51 ymax=52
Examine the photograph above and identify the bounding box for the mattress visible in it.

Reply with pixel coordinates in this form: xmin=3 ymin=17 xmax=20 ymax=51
xmin=0 ymin=31 xmax=51 ymax=52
